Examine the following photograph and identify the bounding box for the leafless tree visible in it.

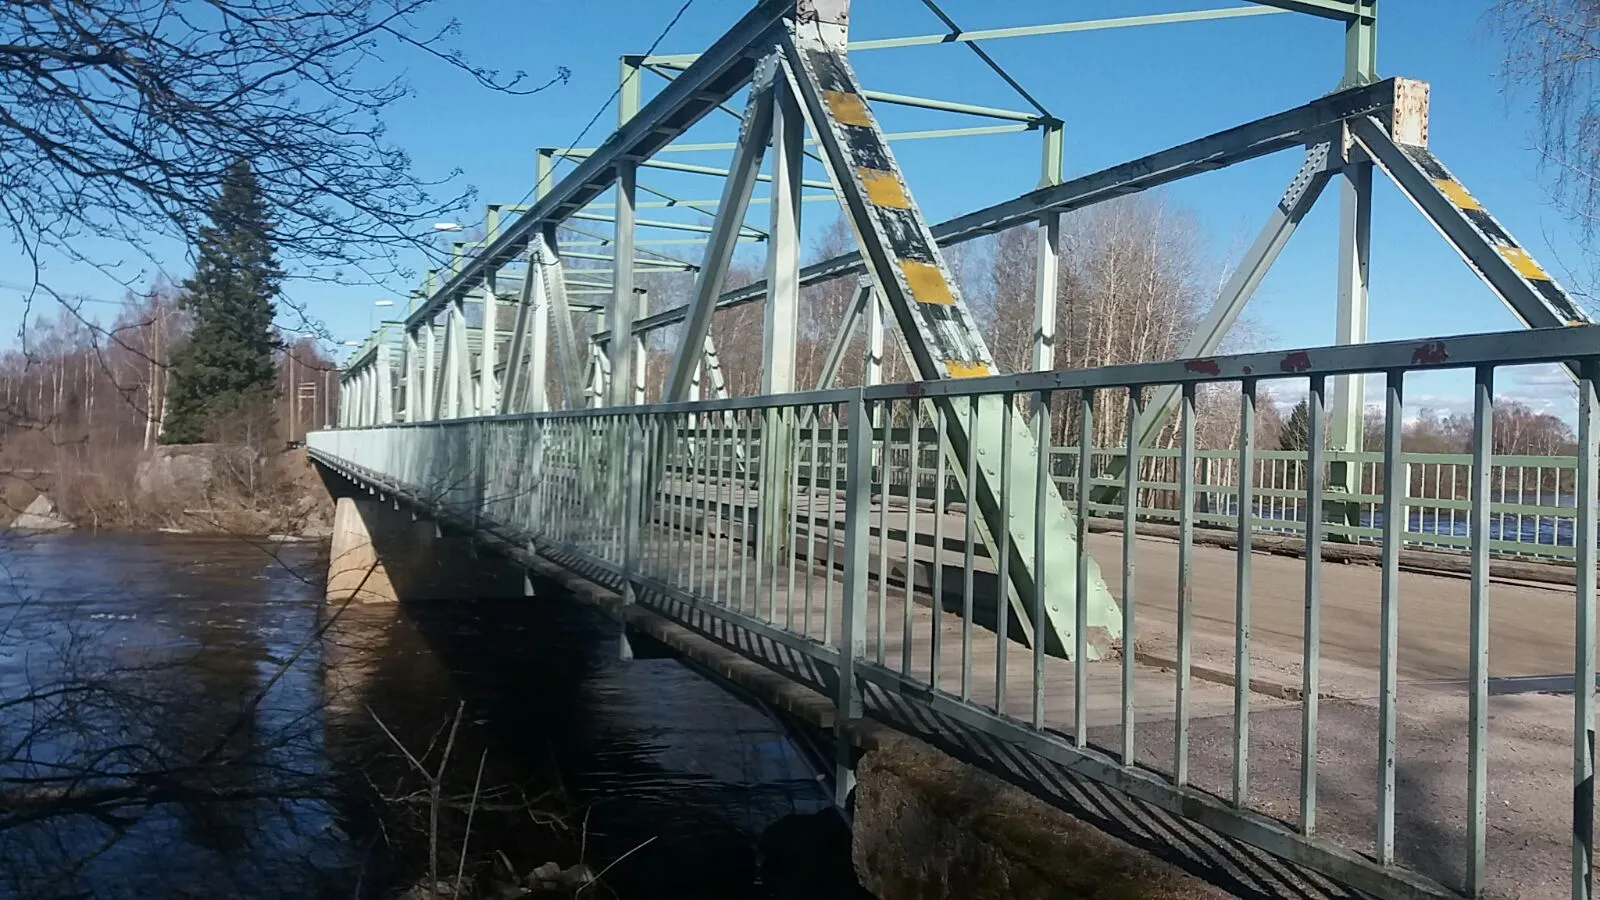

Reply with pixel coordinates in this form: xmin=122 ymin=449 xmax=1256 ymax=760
xmin=1495 ymin=0 xmax=1600 ymax=296
xmin=0 ymin=0 xmax=568 ymax=332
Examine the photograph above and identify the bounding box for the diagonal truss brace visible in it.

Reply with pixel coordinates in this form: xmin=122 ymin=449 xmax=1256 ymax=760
xmin=1094 ymin=140 xmax=1336 ymax=504
xmin=1349 ymin=116 xmax=1594 ymax=366
xmin=534 ymin=229 xmax=585 ymax=409
xmin=780 ymin=22 xmax=1118 ymax=658
xmin=501 ymin=250 xmax=548 ymax=413
xmin=662 ymin=56 xmax=779 ymax=403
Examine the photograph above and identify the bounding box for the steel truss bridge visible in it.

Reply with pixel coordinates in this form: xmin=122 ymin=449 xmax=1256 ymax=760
xmin=315 ymin=3 xmax=1600 ymax=898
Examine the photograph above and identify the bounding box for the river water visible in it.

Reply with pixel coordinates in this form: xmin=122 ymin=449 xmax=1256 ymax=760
xmin=0 ymin=533 xmax=868 ymax=899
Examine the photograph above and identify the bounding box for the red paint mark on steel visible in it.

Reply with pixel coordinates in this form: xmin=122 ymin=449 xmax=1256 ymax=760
xmin=1411 ymin=341 xmax=1449 ymax=365
xmin=905 ymin=382 xmax=924 ymax=397
xmin=1184 ymin=359 xmax=1221 ymax=376
xmin=1280 ymin=350 xmax=1312 ymax=373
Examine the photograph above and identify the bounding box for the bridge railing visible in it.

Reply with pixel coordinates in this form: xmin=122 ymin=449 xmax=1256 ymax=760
xmin=1063 ymin=447 xmax=1583 ymax=560
xmin=860 ymin=431 xmax=1582 ymax=562
xmin=309 ymin=325 xmax=1600 ymax=900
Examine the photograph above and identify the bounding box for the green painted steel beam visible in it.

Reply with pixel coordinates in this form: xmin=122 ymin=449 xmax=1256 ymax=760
xmin=779 ymin=23 xmax=1119 ymax=659
xmin=861 ymin=89 xmax=1038 ymax=121
xmin=568 ymin=210 xmax=764 ymax=240
xmin=645 ymin=6 xmax=1291 ymax=64
xmin=563 ymin=122 xmax=1031 ymax=156
xmin=556 ymin=249 xmax=697 ymax=269
xmin=554 ymin=153 xmax=835 ymax=191
xmin=1246 ymin=0 xmax=1365 ymax=21
xmin=512 ymin=194 xmax=837 ymax=211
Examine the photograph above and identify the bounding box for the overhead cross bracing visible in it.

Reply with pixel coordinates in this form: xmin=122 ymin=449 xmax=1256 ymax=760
xmin=329 ymin=1 xmax=1599 ymax=896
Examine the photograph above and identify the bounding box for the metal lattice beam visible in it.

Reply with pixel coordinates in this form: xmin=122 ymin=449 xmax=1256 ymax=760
xmin=602 ymin=77 xmax=1413 ymax=343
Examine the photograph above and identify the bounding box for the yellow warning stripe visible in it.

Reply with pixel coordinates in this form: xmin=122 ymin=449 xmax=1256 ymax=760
xmin=823 ymin=90 xmax=872 ymax=128
xmin=898 ymin=259 xmax=954 ymax=306
xmin=858 ymin=167 xmax=910 ymax=209
xmin=1433 ymin=177 xmax=1482 ymax=211
xmin=945 ymin=360 xmax=991 ymax=379
xmin=1499 ymin=245 xmax=1552 ymax=282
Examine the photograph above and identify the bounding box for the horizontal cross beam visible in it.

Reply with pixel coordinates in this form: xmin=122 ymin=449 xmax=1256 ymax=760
xmin=601 ymin=76 xmax=1413 ymax=342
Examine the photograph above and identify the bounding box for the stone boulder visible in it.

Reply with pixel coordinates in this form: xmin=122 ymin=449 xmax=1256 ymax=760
xmin=135 ymin=444 xmax=259 ymax=500
xmin=10 ymin=494 xmax=73 ymax=531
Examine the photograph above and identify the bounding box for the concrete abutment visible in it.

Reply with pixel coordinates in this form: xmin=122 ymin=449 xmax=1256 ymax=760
xmin=320 ymin=475 xmax=523 ymax=604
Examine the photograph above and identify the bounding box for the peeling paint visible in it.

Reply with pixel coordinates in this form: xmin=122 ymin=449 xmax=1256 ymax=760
xmin=1184 ymin=359 xmax=1221 ymax=376
xmin=1411 ymin=341 xmax=1449 ymax=365
xmin=1280 ymin=350 xmax=1312 ymax=373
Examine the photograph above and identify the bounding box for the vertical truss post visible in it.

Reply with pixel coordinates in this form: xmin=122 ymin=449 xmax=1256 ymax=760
xmin=481 ymin=270 xmax=499 ymax=415
xmin=375 ymin=343 xmax=394 ymax=423
xmin=608 ymin=164 xmax=638 ymax=410
xmin=633 ymin=289 xmax=648 ymax=405
xmin=619 ymin=54 xmax=643 ymax=126
xmin=1329 ymin=150 xmax=1372 ymax=520
xmin=1330 ymin=0 xmax=1377 ymax=520
xmin=525 ymin=255 xmax=552 ymax=413
xmin=404 ymin=327 xmax=421 ymax=422
xmin=1032 ymin=213 xmax=1060 ymax=374
xmin=1032 ymin=119 xmax=1063 ymax=375
xmin=348 ymin=369 xmax=359 ymax=426
xmin=1093 ymin=142 xmax=1335 ymax=506
xmin=761 ymin=72 xmax=804 ymax=559
xmin=1339 ymin=0 xmax=1378 ymax=90
xmin=586 ymin=311 xmax=609 ymax=409
xmin=421 ymin=320 xmax=437 ymax=421
xmin=779 ymin=15 xmax=1118 ymax=657
xmin=662 ymin=58 xmax=776 ymax=402
xmin=701 ymin=333 xmax=731 ymax=401
xmin=348 ymin=368 xmax=360 ymax=426
xmin=865 ymin=295 xmax=884 ymax=387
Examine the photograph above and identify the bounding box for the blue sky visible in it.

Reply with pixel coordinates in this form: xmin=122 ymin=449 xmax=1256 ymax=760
xmin=0 ymin=0 xmax=1584 ymax=416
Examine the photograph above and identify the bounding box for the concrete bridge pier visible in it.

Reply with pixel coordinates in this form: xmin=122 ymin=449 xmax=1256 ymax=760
xmin=321 ymin=477 xmax=524 ymax=604
xmin=327 ymin=496 xmax=401 ymax=604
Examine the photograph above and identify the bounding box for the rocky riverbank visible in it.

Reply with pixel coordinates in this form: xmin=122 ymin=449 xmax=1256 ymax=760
xmin=4 ymin=445 xmax=334 ymax=537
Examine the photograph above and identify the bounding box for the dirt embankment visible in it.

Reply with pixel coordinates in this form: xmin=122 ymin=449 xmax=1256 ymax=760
xmin=1 ymin=445 xmax=333 ymax=536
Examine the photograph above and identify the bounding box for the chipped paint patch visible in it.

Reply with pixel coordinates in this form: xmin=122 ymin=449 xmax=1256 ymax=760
xmin=1412 ymin=341 xmax=1449 ymax=365
xmin=1280 ymin=350 xmax=1312 ymax=373
xmin=823 ymin=90 xmax=872 ymax=128
xmin=858 ymin=167 xmax=910 ymax=209
xmin=1184 ymin=359 xmax=1221 ymax=376
xmin=945 ymin=360 xmax=991 ymax=379
xmin=1498 ymin=245 xmax=1552 ymax=282
xmin=899 ymin=259 xmax=955 ymax=305
xmin=1433 ymin=178 xmax=1481 ymax=211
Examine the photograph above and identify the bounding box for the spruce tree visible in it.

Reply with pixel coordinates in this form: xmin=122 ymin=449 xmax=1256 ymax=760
xmin=162 ymin=160 xmax=283 ymax=445
xmin=1279 ymin=398 xmax=1312 ymax=452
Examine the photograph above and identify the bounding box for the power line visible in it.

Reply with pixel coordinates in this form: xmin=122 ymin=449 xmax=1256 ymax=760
xmin=429 ymin=0 xmax=700 ymax=273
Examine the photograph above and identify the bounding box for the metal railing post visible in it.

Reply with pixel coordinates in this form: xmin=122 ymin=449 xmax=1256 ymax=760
xmin=835 ymin=391 xmax=871 ymax=808
xmin=620 ymin=412 xmax=646 ymax=660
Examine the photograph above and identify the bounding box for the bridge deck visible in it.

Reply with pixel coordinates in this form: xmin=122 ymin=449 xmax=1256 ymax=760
xmin=637 ymin=479 xmax=1591 ymax=899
